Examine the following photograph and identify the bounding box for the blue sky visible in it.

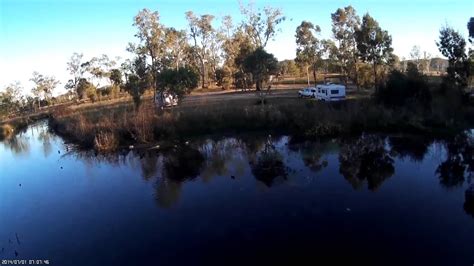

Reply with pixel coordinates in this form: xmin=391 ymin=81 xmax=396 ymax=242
xmin=1 ymin=0 xmax=473 ymax=94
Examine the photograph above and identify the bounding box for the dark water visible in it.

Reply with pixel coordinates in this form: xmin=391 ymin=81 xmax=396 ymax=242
xmin=1 ymin=122 xmax=473 ymax=266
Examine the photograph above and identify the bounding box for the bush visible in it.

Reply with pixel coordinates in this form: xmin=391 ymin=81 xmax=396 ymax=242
xmin=0 ymin=124 xmax=14 ymax=140
xmin=376 ymin=64 xmax=431 ymax=107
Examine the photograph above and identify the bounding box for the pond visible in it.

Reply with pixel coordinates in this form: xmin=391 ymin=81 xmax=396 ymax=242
xmin=0 ymin=122 xmax=473 ymax=266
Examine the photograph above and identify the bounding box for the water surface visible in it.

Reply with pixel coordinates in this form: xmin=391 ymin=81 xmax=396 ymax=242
xmin=1 ymin=122 xmax=473 ymax=265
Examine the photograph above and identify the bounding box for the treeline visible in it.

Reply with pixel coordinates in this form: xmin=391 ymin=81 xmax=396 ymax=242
xmin=1 ymin=3 xmax=473 ymax=118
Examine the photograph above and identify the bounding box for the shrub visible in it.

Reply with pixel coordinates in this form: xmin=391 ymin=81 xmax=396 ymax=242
xmin=376 ymin=64 xmax=431 ymax=107
xmin=0 ymin=124 xmax=14 ymax=140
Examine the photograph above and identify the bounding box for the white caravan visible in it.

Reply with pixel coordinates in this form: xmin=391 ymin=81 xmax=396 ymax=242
xmin=315 ymin=82 xmax=346 ymax=101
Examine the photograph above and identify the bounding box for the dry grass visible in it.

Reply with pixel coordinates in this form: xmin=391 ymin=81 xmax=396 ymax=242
xmin=94 ymin=131 xmax=119 ymax=152
xmin=48 ymin=93 xmax=474 ymax=152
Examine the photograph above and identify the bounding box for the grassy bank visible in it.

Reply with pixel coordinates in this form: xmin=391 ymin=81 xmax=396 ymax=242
xmin=48 ymin=96 xmax=474 ymax=152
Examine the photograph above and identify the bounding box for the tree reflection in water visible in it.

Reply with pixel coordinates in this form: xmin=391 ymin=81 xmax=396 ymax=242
xmin=436 ymin=132 xmax=473 ymax=188
xmin=339 ymin=135 xmax=395 ymax=191
xmin=162 ymin=146 xmax=205 ymax=181
xmin=139 ymin=151 xmax=159 ymax=181
xmin=198 ymin=138 xmax=247 ymax=182
xmin=250 ymin=137 xmax=287 ymax=187
xmin=464 ymin=185 xmax=474 ymax=218
xmin=288 ymin=139 xmax=334 ymax=173
xmin=37 ymin=127 xmax=53 ymax=157
xmin=2 ymin=132 xmax=30 ymax=156
xmin=154 ymin=145 xmax=205 ymax=208
xmin=388 ymin=135 xmax=433 ymax=162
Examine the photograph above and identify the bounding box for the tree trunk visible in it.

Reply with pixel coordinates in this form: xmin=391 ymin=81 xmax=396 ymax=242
xmin=354 ymin=61 xmax=360 ymax=91
xmin=312 ymin=67 xmax=317 ymax=86
xmin=373 ymin=62 xmax=378 ymax=90
xmin=256 ymin=79 xmax=261 ymax=91
xmin=306 ymin=66 xmax=310 ymax=86
xmin=201 ymin=60 xmax=206 ymax=89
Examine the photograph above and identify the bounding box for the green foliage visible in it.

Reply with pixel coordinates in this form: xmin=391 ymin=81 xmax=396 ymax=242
xmin=85 ymin=85 xmax=98 ymax=103
xmin=185 ymin=11 xmax=217 ymax=88
xmin=125 ymin=74 xmax=147 ymax=108
xmin=109 ymin=69 xmax=123 ymax=86
xmin=436 ymin=26 xmax=470 ymax=89
xmin=233 ymin=37 xmax=255 ymax=90
xmin=76 ymin=78 xmax=95 ymax=100
xmin=65 ymin=52 xmax=87 ymax=95
xmin=279 ymin=60 xmax=300 ymax=77
xmin=355 ymin=13 xmax=393 ymax=86
xmin=467 ymin=17 xmax=473 ymax=43
xmin=243 ymin=48 xmax=279 ymax=90
xmin=239 ymin=2 xmax=286 ymax=48
xmin=215 ymin=67 xmax=232 ymax=89
xmin=156 ymin=67 xmax=199 ymax=98
xmin=295 ymin=21 xmax=323 ymax=84
xmin=331 ymin=6 xmax=360 ymax=82
xmin=124 ymin=56 xmax=153 ymax=108
xmin=376 ymin=63 xmax=431 ymax=107
xmin=30 ymin=72 xmax=59 ymax=107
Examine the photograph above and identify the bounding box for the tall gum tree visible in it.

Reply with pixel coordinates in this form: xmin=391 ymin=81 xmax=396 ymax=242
xmin=331 ymin=6 xmax=360 ymax=87
xmin=295 ymin=21 xmax=322 ymax=85
xmin=185 ymin=11 xmax=217 ymax=88
xmin=239 ymin=1 xmax=286 ymax=48
xmin=131 ymin=9 xmax=166 ymax=100
xmin=355 ymin=13 xmax=393 ymax=88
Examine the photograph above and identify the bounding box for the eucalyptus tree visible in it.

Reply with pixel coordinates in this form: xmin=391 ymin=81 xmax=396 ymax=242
xmin=163 ymin=28 xmax=188 ymax=70
xmin=295 ymin=21 xmax=322 ymax=85
xmin=86 ymin=54 xmax=116 ymax=87
xmin=355 ymin=13 xmax=393 ymax=87
xmin=239 ymin=1 xmax=286 ymax=48
xmin=30 ymin=72 xmax=59 ymax=108
xmin=109 ymin=69 xmax=123 ymax=87
xmin=218 ymin=15 xmax=254 ymax=89
xmin=436 ymin=25 xmax=469 ymax=89
xmin=0 ymin=81 xmax=23 ymax=114
xmin=65 ymin=52 xmax=88 ymax=96
xmin=131 ymin=8 xmax=166 ymax=99
xmin=409 ymin=45 xmax=422 ymax=71
xmin=243 ymin=47 xmax=279 ymax=91
xmin=185 ymin=11 xmax=218 ymax=88
xmin=331 ymin=6 xmax=360 ymax=85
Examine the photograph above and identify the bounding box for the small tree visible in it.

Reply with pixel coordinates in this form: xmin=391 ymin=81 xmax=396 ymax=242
xmin=409 ymin=45 xmax=422 ymax=71
xmin=109 ymin=69 xmax=123 ymax=87
xmin=76 ymin=78 xmax=95 ymax=100
xmin=156 ymin=67 xmax=199 ymax=99
xmin=124 ymin=56 xmax=152 ymax=108
xmin=243 ymin=48 xmax=279 ymax=91
xmin=30 ymin=72 xmax=59 ymax=108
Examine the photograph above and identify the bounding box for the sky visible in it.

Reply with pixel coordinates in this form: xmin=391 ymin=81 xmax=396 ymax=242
xmin=0 ymin=0 xmax=473 ymax=95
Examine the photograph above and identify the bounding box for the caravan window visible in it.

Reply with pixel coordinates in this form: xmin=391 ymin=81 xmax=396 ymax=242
xmin=331 ymin=90 xmax=339 ymax=95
